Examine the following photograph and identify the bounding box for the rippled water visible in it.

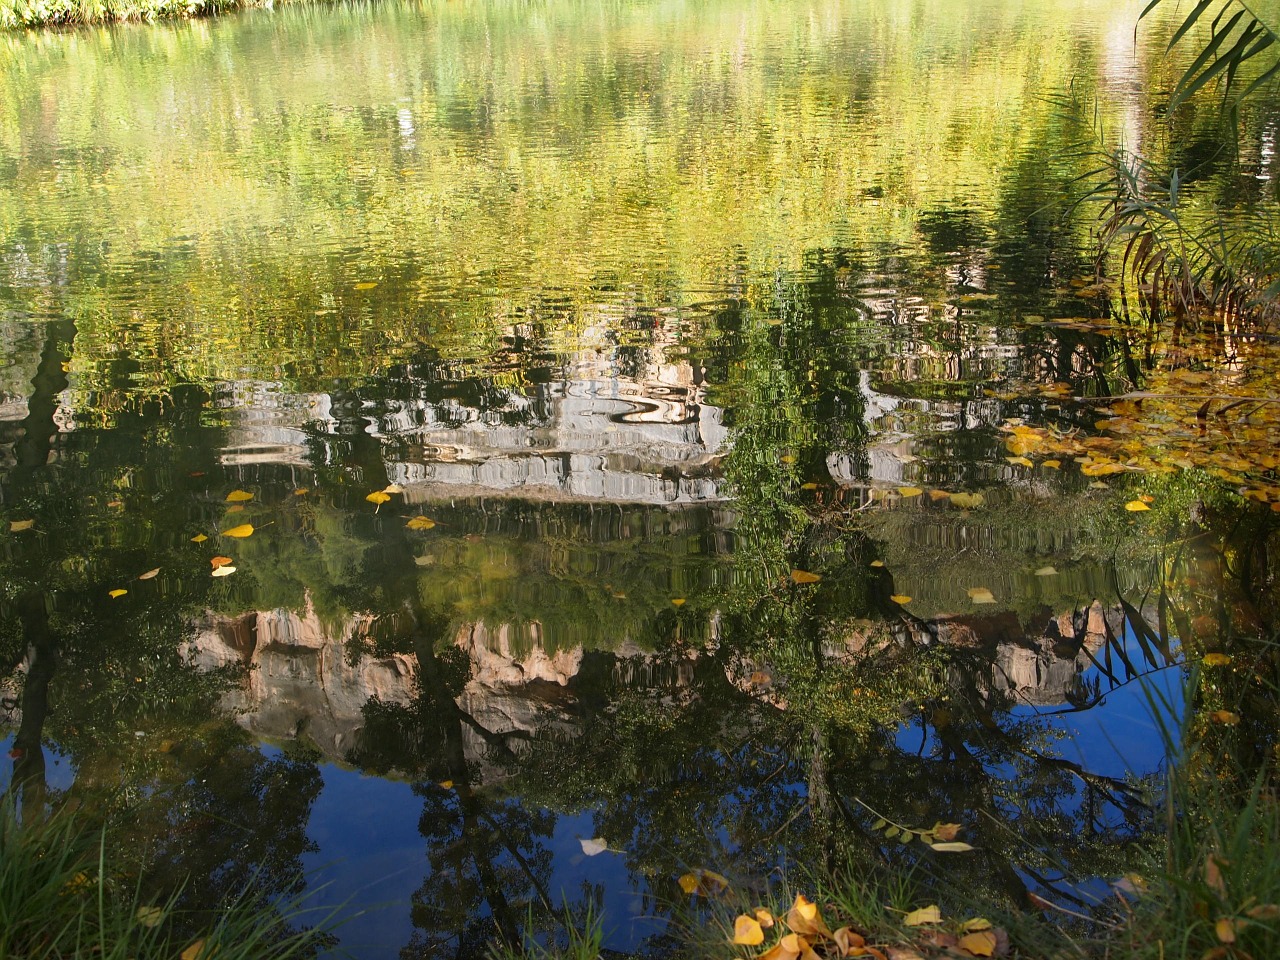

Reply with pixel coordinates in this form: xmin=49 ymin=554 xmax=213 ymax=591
xmin=2 ymin=0 xmax=1273 ymax=956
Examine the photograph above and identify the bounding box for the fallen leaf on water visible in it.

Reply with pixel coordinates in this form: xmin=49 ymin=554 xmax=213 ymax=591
xmin=211 ymin=566 xmax=237 ymax=578
xmin=671 ymin=598 xmax=686 ymax=606
xmin=190 ymin=534 xmax=208 ymax=543
xmin=225 ymin=504 xmax=245 ymax=514
xmin=221 ymin=524 xmax=255 ymax=538
xmin=929 ymin=489 xmax=952 ymax=501
xmin=108 ymin=589 xmax=127 ymax=599
xmin=904 ymin=905 xmax=942 ymax=926
xmin=897 ymin=486 xmax=923 ymax=498
xmin=406 ymin=516 xmax=436 ymax=530
xmin=294 ymin=487 xmax=310 ymax=496
xmin=1042 ymin=460 xmax=1062 ymax=470
xmin=225 ymin=490 xmax=254 ymax=502
xmin=1202 ymin=653 xmax=1232 ymax=667
xmin=383 ymin=483 xmax=404 ymax=494
xmin=107 ymin=500 xmax=123 ymax=508
xmin=180 ymin=940 xmax=206 ymax=960
xmin=1210 ymin=710 xmax=1241 ymax=725
xmin=1215 ymin=918 xmax=1237 ymax=944
xmin=967 ymin=587 xmax=996 ymax=604
xmin=800 ymin=482 xmax=819 ymax=490
xmin=1005 ymin=456 xmax=1034 ymax=468
xmin=1140 ymin=494 xmax=1155 ymax=503
xmin=1125 ymin=500 xmax=1151 ymax=512
xmin=135 ymin=905 xmax=164 ymax=927
xmin=354 ymin=281 xmax=379 ymax=290
xmin=754 ymin=908 xmax=775 ymax=928
xmin=1034 ymin=566 xmax=1058 ymax=576
xmin=780 ymin=455 xmax=796 ymax=464
xmin=579 ymin=837 xmax=609 ymax=857
xmin=9 ymin=519 xmax=34 ymax=532
xmin=732 ymin=915 xmax=765 ymax=946
xmin=870 ymin=560 xmax=885 ymax=568
xmin=931 ymin=822 xmax=963 ymax=841
xmin=930 ymin=841 xmax=975 ymax=852
xmin=790 ymin=570 xmax=822 ymax=584
xmin=138 ymin=569 xmax=160 ymax=580
xmin=438 ymin=780 xmax=454 ymax=789
xmin=210 ymin=556 xmax=233 ymax=569
xmin=949 ymin=492 xmax=985 ymax=509
xmin=678 ymin=869 xmax=729 ymax=897
xmin=957 ymin=930 xmax=997 ymax=957
xmin=366 ymin=491 xmax=391 ymax=505
xmin=890 ymin=595 xmax=912 ymax=604
xmin=832 ymin=927 xmax=865 ymax=956
xmin=960 ymin=919 xmax=993 ymax=933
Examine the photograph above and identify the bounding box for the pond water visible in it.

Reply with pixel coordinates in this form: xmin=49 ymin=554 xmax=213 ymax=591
xmin=2 ymin=0 xmax=1277 ymax=956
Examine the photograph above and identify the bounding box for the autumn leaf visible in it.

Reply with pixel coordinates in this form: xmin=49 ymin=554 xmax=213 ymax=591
xmin=210 ymin=556 xmax=233 ymax=569
xmin=579 ymin=837 xmax=608 ymax=857
xmin=931 ymin=822 xmax=963 ymax=841
xmin=904 ymin=905 xmax=942 ymax=926
xmin=383 ymin=483 xmax=405 ymax=494
xmin=929 ymin=841 xmax=975 ymax=852
xmin=1210 ymin=710 xmax=1241 ymax=725
xmin=138 ymin=568 xmax=160 ymax=580
xmin=671 ymin=598 xmax=686 ymax=606
xmin=800 ymin=482 xmax=819 ymax=490
xmin=958 ymin=930 xmax=997 ymax=956
xmin=1005 ymin=456 xmax=1033 ymax=468
xmin=1202 ymin=653 xmax=1232 ymax=667
xmin=180 ymin=941 xmax=206 ymax=960
xmin=1215 ymin=918 xmax=1237 ymax=944
xmin=831 ymin=927 xmax=865 ymax=956
xmin=108 ymin=589 xmax=127 ymax=599
xmin=1124 ymin=500 xmax=1151 ymax=512
xmin=929 ymin=489 xmax=952 ymax=501
xmin=225 ymin=490 xmax=254 ymax=502
xmin=790 ymin=570 xmax=822 ymax=584
xmin=354 ymin=281 xmax=379 ymax=290
xmin=211 ymin=566 xmax=237 ymax=578
xmin=949 ymin=492 xmax=985 ymax=509
xmin=967 ymin=587 xmax=996 ymax=604
xmin=9 ymin=519 xmax=34 ymax=532
xmin=366 ymin=491 xmax=391 ymax=505
xmin=960 ymin=919 xmax=992 ymax=933
xmin=733 ymin=915 xmax=765 ymax=946
xmin=785 ymin=894 xmax=832 ymax=938
xmin=135 ymin=905 xmax=164 ymax=927
xmin=190 ymin=534 xmax=208 ymax=543
xmin=754 ymin=909 xmax=775 ymax=928
xmin=1042 ymin=460 xmax=1061 ymax=470
xmin=897 ymin=487 xmax=923 ymax=498
xmin=406 ymin=516 xmax=436 ymax=530
xmin=221 ymin=524 xmax=254 ymax=538
xmin=870 ymin=560 xmax=885 ymax=567
xmin=678 ymin=869 xmax=729 ymax=897
xmin=889 ymin=595 xmax=912 ymax=604
xmin=1034 ymin=566 xmax=1058 ymax=576
xmin=294 ymin=487 xmax=310 ymax=495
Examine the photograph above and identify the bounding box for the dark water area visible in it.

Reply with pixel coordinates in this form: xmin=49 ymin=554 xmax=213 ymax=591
xmin=2 ymin=0 xmax=1279 ymax=956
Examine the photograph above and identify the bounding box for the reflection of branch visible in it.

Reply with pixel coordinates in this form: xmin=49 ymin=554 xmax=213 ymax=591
xmin=477 ymin=810 xmax=555 ymax=913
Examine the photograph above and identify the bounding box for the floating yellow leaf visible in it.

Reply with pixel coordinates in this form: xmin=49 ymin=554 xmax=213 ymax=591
xmin=780 ymin=455 xmax=796 ymax=464
xmin=9 ymin=519 xmax=34 ymax=532
xmin=107 ymin=500 xmax=123 ymax=508
xmin=831 ymin=927 xmax=865 ymax=956
xmin=1124 ymin=500 xmax=1151 ymax=512
xmin=135 ymin=905 xmax=164 ymax=927
xmin=958 ymin=930 xmax=997 ymax=956
xmin=930 ymin=841 xmax=975 ymax=852
xmin=800 ymin=482 xmax=819 ymax=490
xmin=903 ymin=905 xmax=942 ymax=926
xmin=960 ymin=918 xmax=993 ymax=933
xmin=869 ymin=560 xmax=885 ymax=568
xmin=732 ymin=915 xmax=765 ymax=946
xmin=211 ymin=566 xmax=237 ymax=577
xmin=754 ymin=908 xmax=775 ymax=928
xmin=790 ymin=570 xmax=822 ymax=584
xmin=671 ymin=598 xmax=686 ymax=606
xmin=931 ymin=822 xmax=963 ymax=841
xmin=1005 ymin=456 xmax=1033 ymax=468
xmin=383 ymin=483 xmax=404 ymax=494
xmin=1081 ymin=462 xmax=1126 ymax=477
xmin=406 ymin=516 xmax=436 ymax=530
xmin=1034 ymin=566 xmax=1058 ymax=576
xmin=1042 ymin=460 xmax=1062 ymax=470
xmin=1210 ymin=710 xmax=1240 ymax=725
xmin=138 ymin=568 xmax=160 ymax=580
xmin=967 ymin=587 xmax=996 ymax=604
xmin=294 ymin=488 xmax=310 ymax=496
xmin=108 ymin=589 xmax=127 ymax=599
xmin=366 ymin=491 xmax=391 ymax=505
xmin=210 ymin=556 xmax=233 ymax=569
xmin=180 ymin=940 xmax=206 ymax=960
xmin=1215 ymin=918 xmax=1237 ymax=944
xmin=677 ymin=869 xmax=729 ymax=897
xmin=897 ymin=486 xmax=923 ymax=498
xmin=221 ymin=524 xmax=255 ymax=538
xmin=890 ymin=595 xmax=912 ymax=604
xmin=354 ymin=281 xmax=379 ymax=290
xmin=1140 ymin=494 xmax=1155 ymax=503
xmin=438 ymin=780 xmax=454 ymax=789
xmin=1202 ymin=653 xmax=1233 ymax=667
xmin=225 ymin=490 xmax=254 ymax=502
xmin=190 ymin=534 xmax=208 ymax=543
xmin=949 ymin=492 xmax=985 ymax=509
xmin=929 ymin=489 xmax=952 ymax=501
xmin=580 ymin=837 xmax=609 ymax=857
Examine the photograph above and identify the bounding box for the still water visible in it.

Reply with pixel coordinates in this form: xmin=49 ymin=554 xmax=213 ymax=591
xmin=1 ymin=0 xmax=1274 ymax=955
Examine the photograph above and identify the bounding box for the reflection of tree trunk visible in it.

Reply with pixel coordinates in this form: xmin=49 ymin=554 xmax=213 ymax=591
xmin=5 ymin=317 xmax=75 ymax=804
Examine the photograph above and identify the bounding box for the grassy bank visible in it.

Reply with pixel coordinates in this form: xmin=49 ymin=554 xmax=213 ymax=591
xmin=0 ymin=797 xmax=338 ymax=960
xmin=0 ymin=0 xmax=311 ymax=30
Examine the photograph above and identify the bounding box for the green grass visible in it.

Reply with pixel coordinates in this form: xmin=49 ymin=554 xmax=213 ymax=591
xmin=0 ymin=796 xmax=340 ymax=960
